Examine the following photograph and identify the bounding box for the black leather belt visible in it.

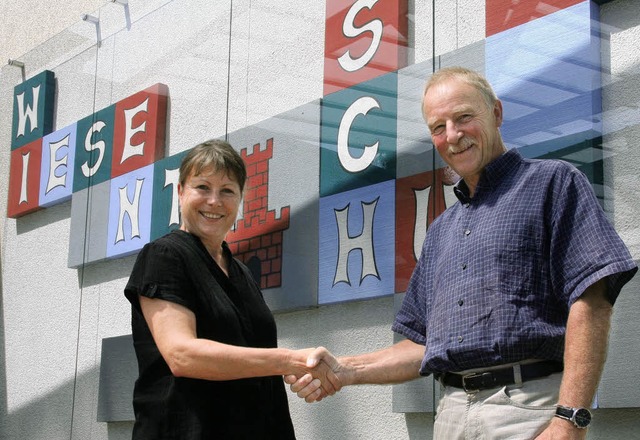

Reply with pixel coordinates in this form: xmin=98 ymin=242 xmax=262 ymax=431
xmin=435 ymin=360 xmax=563 ymax=393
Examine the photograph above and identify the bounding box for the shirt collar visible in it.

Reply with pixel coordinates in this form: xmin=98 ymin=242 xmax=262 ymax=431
xmin=453 ymin=148 xmax=522 ymax=203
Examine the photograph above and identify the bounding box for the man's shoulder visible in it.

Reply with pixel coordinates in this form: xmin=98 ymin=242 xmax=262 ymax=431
xmin=517 ymin=156 xmax=583 ymax=186
xmin=521 ymin=156 xmax=578 ymax=174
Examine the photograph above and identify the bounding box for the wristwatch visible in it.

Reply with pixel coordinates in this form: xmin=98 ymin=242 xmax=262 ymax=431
xmin=555 ymin=405 xmax=592 ymax=428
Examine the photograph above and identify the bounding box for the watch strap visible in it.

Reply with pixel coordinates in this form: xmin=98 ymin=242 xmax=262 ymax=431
xmin=555 ymin=405 xmax=592 ymax=429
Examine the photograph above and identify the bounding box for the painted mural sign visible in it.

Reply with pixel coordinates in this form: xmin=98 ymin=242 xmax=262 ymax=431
xmin=7 ymin=0 xmax=604 ymax=310
xmin=319 ymin=0 xmax=603 ymax=303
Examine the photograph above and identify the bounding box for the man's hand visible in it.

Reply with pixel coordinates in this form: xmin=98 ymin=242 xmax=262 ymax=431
xmin=285 ymin=340 xmax=424 ymax=403
xmin=285 ymin=347 xmax=343 ymax=403
xmin=535 ymin=279 xmax=609 ymax=439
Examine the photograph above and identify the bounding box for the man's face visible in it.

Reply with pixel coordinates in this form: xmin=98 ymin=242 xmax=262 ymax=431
xmin=423 ymin=78 xmax=504 ymax=191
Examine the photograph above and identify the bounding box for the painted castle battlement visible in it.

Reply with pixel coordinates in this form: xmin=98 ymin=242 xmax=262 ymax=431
xmin=226 ymin=138 xmax=290 ymax=289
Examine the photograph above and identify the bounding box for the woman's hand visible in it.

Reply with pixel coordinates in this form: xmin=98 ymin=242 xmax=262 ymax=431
xmin=285 ymin=347 xmax=344 ymax=402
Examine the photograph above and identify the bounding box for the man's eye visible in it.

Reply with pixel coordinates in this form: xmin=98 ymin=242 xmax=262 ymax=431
xmin=432 ymin=125 xmax=444 ymax=135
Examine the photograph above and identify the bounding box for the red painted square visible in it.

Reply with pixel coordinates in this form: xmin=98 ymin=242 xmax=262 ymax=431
xmin=486 ymin=0 xmax=585 ymax=36
xmin=324 ymin=0 xmax=408 ymax=95
xmin=111 ymin=83 xmax=168 ymax=178
xmin=395 ymin=169 xmax=448 ymax=293
xmin=7 ymin=139 xmax=43 ymax=218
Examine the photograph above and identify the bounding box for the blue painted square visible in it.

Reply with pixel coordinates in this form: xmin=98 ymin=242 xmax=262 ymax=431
xmin=319 ymin=180 xmax=395 ymax=304
xmin=106 ymin=164 xmax=154 ymax=259
xmin=39 ymin=123 xmax=77 ymax=207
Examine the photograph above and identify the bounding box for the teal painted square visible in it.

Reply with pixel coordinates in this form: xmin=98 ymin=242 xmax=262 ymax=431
xmin=320 ymin=73 xmax=398 ymax=197
xmin=151 ymin=150 xmax=189 ymax=240
xmin=11 ymin=70 xmax=55 ymax=150
xmin=73 ymin=104 xmax=116 ymax=192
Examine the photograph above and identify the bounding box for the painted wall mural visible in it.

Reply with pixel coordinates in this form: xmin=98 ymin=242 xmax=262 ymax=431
xmin=7 ymin=0 xmax=605 ymax=311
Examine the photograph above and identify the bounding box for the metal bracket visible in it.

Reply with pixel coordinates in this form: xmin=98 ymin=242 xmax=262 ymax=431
xmin=82 ymin=14 xmax=102 ymax=47
xmin=111 ymin=0 xmax=132 ymax=30
xmin=7 ymin=59 xmax=25 ymax=81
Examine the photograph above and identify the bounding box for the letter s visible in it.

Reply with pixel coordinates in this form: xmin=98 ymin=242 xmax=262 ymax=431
xmin=337 ymin=0 xmax=382 ymax=72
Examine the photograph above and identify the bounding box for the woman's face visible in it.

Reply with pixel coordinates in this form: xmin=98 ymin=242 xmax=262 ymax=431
xmin=178 ymin=167 xmax=242 ymax=246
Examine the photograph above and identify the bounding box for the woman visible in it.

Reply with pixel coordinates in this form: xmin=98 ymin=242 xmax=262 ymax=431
xmin=124 ymin=139 xmax=336 ymax=439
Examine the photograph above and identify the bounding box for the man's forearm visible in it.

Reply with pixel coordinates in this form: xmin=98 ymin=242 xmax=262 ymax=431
xmin=558 ymin=279 xmax=612 ymax=408
xmin=339 ymin=339 xmax=425 ymax=386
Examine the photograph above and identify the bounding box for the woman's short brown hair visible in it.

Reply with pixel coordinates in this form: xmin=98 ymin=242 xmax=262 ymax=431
xmin=179 ymin=139 xmax=247 ymax=193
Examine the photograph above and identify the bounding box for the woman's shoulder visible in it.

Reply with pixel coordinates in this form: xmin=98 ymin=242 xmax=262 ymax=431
xmin=132 ymin=231 xmax=196 ymax=266
xmin=146 ymin=229 xmax=195 ymax=251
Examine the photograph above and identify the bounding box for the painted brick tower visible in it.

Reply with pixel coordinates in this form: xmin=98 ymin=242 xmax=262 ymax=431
xmin=226 ymin=138 xmax=290 ymax=289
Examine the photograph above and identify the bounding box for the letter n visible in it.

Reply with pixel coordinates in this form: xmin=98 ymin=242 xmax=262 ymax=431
xmin=106 ymin=165 xmax=154 ymax=259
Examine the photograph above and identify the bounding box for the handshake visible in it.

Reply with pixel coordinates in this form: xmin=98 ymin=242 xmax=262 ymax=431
xmin=285 ymin=346 xmax=346 ymax=403
xmin=283 ymin=339 xmax=423 ymax=402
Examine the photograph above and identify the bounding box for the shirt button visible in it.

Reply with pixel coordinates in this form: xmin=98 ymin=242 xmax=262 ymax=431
xmin=458 ymin=336 xmax=464 ymax=343
xmin=464 ymin=229 xmax=471 ymax=236
xmin=461 ymin=263 xmax=467 ymax=270
xmin=458 ymin=299 xmax=464 ymax=306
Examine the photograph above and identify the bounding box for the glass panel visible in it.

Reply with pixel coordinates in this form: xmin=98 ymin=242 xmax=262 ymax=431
xmin=406 ymin=0 xmax=640 ymax=421
xmin=1 ymin=1 xmax=638 ymax=438
xmin=0 ymin=8 xmax=103 ymax=438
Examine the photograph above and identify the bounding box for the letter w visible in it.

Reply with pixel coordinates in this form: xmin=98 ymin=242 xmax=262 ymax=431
xmin=15 ymin=85 xmax=40 ymax=138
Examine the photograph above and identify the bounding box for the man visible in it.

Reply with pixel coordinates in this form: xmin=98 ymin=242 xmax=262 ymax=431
xmin=289 ymin=67 xmax=637 ymax=439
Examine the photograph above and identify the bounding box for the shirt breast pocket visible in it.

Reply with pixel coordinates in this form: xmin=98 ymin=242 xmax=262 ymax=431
xmin=482 ymin=230 xmax=540 ymax=297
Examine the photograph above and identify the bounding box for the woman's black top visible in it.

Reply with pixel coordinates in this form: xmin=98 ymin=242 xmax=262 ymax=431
xmin=124 ymin=230 xmax=296 ymax=439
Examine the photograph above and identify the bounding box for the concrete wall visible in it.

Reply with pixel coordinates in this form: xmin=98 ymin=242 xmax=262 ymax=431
xmin=1 ymin=1 xmax=638 ymax=439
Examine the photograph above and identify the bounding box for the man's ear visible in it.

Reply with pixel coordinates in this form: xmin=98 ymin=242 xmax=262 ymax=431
xmin=493 ymin=99 xmax=504 ymax=128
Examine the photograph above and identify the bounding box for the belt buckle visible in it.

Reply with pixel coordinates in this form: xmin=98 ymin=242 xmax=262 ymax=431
xmin=461 ymin=372 xmax=493 ymax=393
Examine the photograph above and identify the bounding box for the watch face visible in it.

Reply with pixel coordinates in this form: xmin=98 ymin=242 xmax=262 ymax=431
xmin=574 ymin=408 xmax=592 ymax=428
